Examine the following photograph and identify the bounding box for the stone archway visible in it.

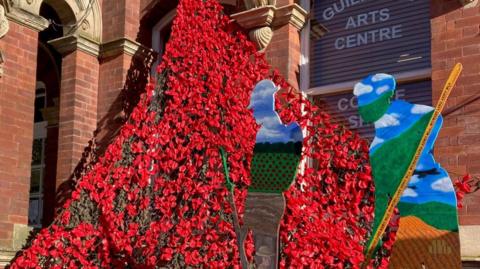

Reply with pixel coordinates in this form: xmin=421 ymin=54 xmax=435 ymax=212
xmin=3 ymin=0 xmax=102 ymax=43
xmin=2 ymin=0 xmax=104 ymax=230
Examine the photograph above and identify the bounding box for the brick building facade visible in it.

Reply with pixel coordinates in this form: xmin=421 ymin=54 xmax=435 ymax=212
xmin=0 ymin=0 xmax=479 ymax=267
xmin=431 ymin=1 xmax=480 ymax=265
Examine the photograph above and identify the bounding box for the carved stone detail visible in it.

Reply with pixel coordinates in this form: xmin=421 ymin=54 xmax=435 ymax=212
xmin=0 ymin=5 xmax=9 ymax=38
xmin=232 ymin=5 xmax=275 ymax=50
xmin=460 ymin=0 xmax=478 ymax=8
xmin=48 ymin=34 xmax=100 ymax=57
xmin=100 ymin=37 xmax=152 ymax=59
xmin=3 ymin=0 xmax=102 ymax=42
xmin=0 ymin=4 xmax=8 ymax=78
xmin=249 ymin=26 xmax=273 ymax=51
xmin=232 ymin=3 xmax=307 ymax=50
xmin=272 ymin=4 xmax=307 ymax=31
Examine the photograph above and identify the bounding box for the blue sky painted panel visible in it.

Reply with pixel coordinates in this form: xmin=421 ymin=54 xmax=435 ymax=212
xmin=249 ymin=80 xmax=303 ymax=144
xmin=355 ymin=74 xmax=457 ymax=207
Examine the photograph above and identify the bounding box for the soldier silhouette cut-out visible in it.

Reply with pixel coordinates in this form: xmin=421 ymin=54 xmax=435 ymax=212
xmin=354 ymin=74 xmax=461 ymax=269
xmin=242 ymin=80 xmax=303 ymax=269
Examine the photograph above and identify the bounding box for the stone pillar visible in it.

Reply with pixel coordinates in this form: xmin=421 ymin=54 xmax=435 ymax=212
xmin=232 ymin=0 xmax=307 ymax=89
xmin=0 ymin=8 xmax=47 ymax=267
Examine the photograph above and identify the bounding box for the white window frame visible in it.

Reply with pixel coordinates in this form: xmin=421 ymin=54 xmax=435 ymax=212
xmin=151 ymin=9 xmax=177 ymax=75
xmin=29 ymin=82 xmax=48 ymax=228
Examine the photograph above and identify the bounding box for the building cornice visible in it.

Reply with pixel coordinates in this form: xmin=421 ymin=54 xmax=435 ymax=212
xmin=100 ymin=38 xmax=152 ymax=59
xmin=272 ymin=4 xmax=308 ymax=31
xmin=0 ymin=4 xmax=8 ymax=38
xmin=45 ymin=35 xmax=153 ymax=60
xmin=3 ymin=5 xmax=48 ymax=32
xmin=231 ymin=5 xmax=275 ymax=30
xmin=2 ymin=0 xmax=102 ymax=41
xmin=460 ymin=0 xmax=478 ymax=8
xmin=48 ymin=34 xmax=100 ymax=57
xmin=1 ymin=4 xmax=8 ymax=78
xmin=0 ymin=249 xmax=16 ymax=268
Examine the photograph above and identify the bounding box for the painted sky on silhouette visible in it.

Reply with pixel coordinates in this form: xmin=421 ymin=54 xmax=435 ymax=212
xmin=355 ymin=74 xmax=457 ymax=207
xmin=249 ymin=80 xmax=303 ymax=144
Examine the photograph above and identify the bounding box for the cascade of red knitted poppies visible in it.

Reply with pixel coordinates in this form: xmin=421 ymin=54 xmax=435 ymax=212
xmin=8 ymin=0 xmax=397 ymax=268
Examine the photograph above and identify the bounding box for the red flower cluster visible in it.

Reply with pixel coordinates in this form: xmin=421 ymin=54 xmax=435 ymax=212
xmin=273 ymin=87 xmax=396 ymax=268
xmin=9 ymin=0 xmax=396 ymax=268
xmin=454 ymin=174 xmax=480 ymax=208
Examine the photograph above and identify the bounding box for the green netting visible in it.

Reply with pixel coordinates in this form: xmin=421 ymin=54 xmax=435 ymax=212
xmin=249 ymin=152 xmax=301 ymax=193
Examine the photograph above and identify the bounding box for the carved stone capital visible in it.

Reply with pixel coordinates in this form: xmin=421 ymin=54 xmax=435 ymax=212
xmin=460 ymin=0 xmax=478 ymax=8
xmin=0 ymin=4 xmax=9 ymax=38
xmin=1 ymin=4 xmax=8 ymax=78
xmin=232 ymin=3 xmax=307 ymax=50
xmin=100 ymin=38 xmax=152 ymax=59
xmin=2 ymin=1 xmax=48 ymax=32
xmin=3 ymin=0 xmax=101 ymax=42
xmin=48 ymin=34 xmax=100 ymax=57
xmin=0 ymin=249 xmax=16 ymax=268
xmin=231 ymin=5 xmax=275 ymax=29
xmin=272 ymin=4 xmax=307 ymax=31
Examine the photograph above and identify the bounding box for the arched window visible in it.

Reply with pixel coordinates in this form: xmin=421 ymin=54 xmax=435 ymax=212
xmin=29 ymin=2 xmax=63 ymax=228
xmin=30 ymin=83 xmax=48 ymax=228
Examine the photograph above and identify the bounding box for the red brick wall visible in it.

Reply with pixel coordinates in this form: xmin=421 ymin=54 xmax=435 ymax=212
xmin=96 ymin=0 xmax=155 ymax=153
xmin=101 ymin=0 xmax=127 ymax=42
xmin=101 ymin=0 xmax=141 ymax=42
xmin=0 ymin=21 xmax=38 ymax=249
xmin=56 ymin=51 xmax=99 ymax=188
xmin=96 ymin=54 xmax=132 ymax=152
xmin=125 ymin=0 xmax=142 ymax=41
xmin=98 ymin=56 xmax=130 ymax=122
xmin=266 ymin=23 xmax=302 ymax=90
xmin=431 ymin=0 xmax=480 ymax=225
xmin=264 ymin=0 xmax=302 ymax=90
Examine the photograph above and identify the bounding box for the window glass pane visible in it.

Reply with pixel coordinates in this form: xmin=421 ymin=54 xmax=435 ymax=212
xmin=34 ymin=96 xmax=45 ymax=123
xmin=160 ymin=23 xmax=172 ymax=55
xmin=30 ymin=168 xmax=41 ymax=193
xmin=28 ymin=198 xmax=41 ymax=226
xmin=31 ymin=139 xmax=43 ymax=165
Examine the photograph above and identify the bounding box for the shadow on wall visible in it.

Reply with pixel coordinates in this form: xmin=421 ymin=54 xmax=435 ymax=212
xmin=54 ymin=46 xmax=156 ymax=214
xmin=430 ymin=0 xmax=462 ymax=19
